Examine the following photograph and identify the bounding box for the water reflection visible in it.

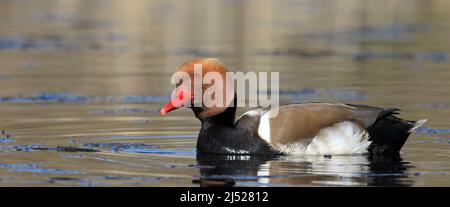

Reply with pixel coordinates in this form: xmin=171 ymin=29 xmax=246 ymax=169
xmin=367 ymin=154 xmax=414 ymax=186
xmin=195 ymin=153 xmax=413 ymax=187
xmin=194 ymin=154 xmax=279 ymax=187
xmin=1 ymin=0 xmax=449 ymax=186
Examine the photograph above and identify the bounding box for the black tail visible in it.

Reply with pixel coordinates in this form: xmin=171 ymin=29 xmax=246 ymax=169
xmin=367 ymin=113 xmax=427 ymax=154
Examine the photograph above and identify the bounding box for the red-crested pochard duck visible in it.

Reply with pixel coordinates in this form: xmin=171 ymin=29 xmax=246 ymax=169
xmin=160 ymin=58 xmax=427 ymax=155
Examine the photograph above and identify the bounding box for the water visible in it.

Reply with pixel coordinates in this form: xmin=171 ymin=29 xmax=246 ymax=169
xmin=0 ymin=0 xmax=449 ymax=186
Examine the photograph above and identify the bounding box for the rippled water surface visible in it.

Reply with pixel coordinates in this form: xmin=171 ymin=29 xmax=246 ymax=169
xmin=1 ymin=0 xmax=450 ymax=186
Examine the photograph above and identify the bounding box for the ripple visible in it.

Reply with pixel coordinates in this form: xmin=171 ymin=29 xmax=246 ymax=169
xmin=253 ymin=48 xmax=334 ymax=57
xmin=308 ymin=22 xmax=429 ymax=43
xmin=33 ymin=146 xmax=99 ymax=153
xmin=0 ymin=34 xmax=124 ymax=51
xmin=0 ymin=144 xmax=98 ymax=153
xmin=96 ymin=135 xmax=197 ymax=140
xmin=0 ymin=92 xmax=169 ymax=104
xmin=82 ymin=142 xmax=160 ymax=152
xmin=86 ymin=143 xmax=196 ymax=157
xmin=416 ymin=127 xmax=450 ymax=134
xmin=129 ymin=119 xmax=152 ymax=124
xmin=126 ymin=149 xmax=196 ymax=157
xmin=421 ymin=103 xmax=450 ymax=109
xmin=0 ymin=144 xmax=42 ymax=152
xmin=350 ymin=51 xmax=449 ymax=62
xmin=272 ymin=88 xmax=366 ymax=102
xmin=86 ymin=142 xmax=195 ymax=157
xmin=172 ymin=48 xmax=222 ymax=56
xmin=101 ymin=175 xmax=166 ymax=181
xmin=0 ymin=137 xmax=14 ymax=143
xmin=89 ymin=108 xmax=159 ymax=114
xmin=0 ymin=163 xmax=83 ymax=175
xmin=432 ymin=138 xmax=450 ymax=144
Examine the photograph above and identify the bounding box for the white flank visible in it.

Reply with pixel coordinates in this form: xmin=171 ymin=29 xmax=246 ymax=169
xmin=409 ymin=119 xmax=428 ymax=133
xmin=257 ymin=112 xmax=271 ymax=143
xmin=274 ymin=121 xmax=372 ymax=155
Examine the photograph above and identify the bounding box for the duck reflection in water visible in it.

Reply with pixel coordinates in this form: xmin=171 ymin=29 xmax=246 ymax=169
xmin=193 ymin=153 xmax=413 ymax=187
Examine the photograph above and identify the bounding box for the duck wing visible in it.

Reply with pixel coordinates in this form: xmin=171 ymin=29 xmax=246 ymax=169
xmin=243 ymin=103 xmax=397 ymax=145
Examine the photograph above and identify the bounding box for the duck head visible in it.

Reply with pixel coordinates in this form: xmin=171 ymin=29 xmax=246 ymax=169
xmin=160 ymin=58 xmax=235 ymax=121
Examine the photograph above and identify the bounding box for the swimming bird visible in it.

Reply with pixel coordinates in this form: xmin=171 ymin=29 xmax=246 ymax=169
xmin=160 ymin=58 xmax=427 ymax=155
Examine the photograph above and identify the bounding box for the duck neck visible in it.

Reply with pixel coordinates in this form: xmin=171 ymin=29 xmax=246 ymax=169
xmin=196 ymin=97 xmax=240 ymax=154
xmin=200 ymin=95 xmax=237 ymax=127
xmin=202 ymin=104 xmax=236 ymax=127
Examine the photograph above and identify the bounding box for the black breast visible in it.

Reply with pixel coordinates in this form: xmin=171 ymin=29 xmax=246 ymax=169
xmin=196 ymin=108 xmax=279 ymax=155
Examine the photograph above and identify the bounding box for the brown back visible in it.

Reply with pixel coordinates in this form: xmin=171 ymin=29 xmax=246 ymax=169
xmin=266 ymin=103 xmax=383 ymax=144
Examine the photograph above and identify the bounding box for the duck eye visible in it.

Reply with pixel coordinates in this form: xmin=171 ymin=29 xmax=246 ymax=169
xmin=174 ymin=87 xmax=192 ymax=107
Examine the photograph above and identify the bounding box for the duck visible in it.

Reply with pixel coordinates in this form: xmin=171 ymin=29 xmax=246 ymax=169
xmin=160 ymin=58 xmax=427 ymax=155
